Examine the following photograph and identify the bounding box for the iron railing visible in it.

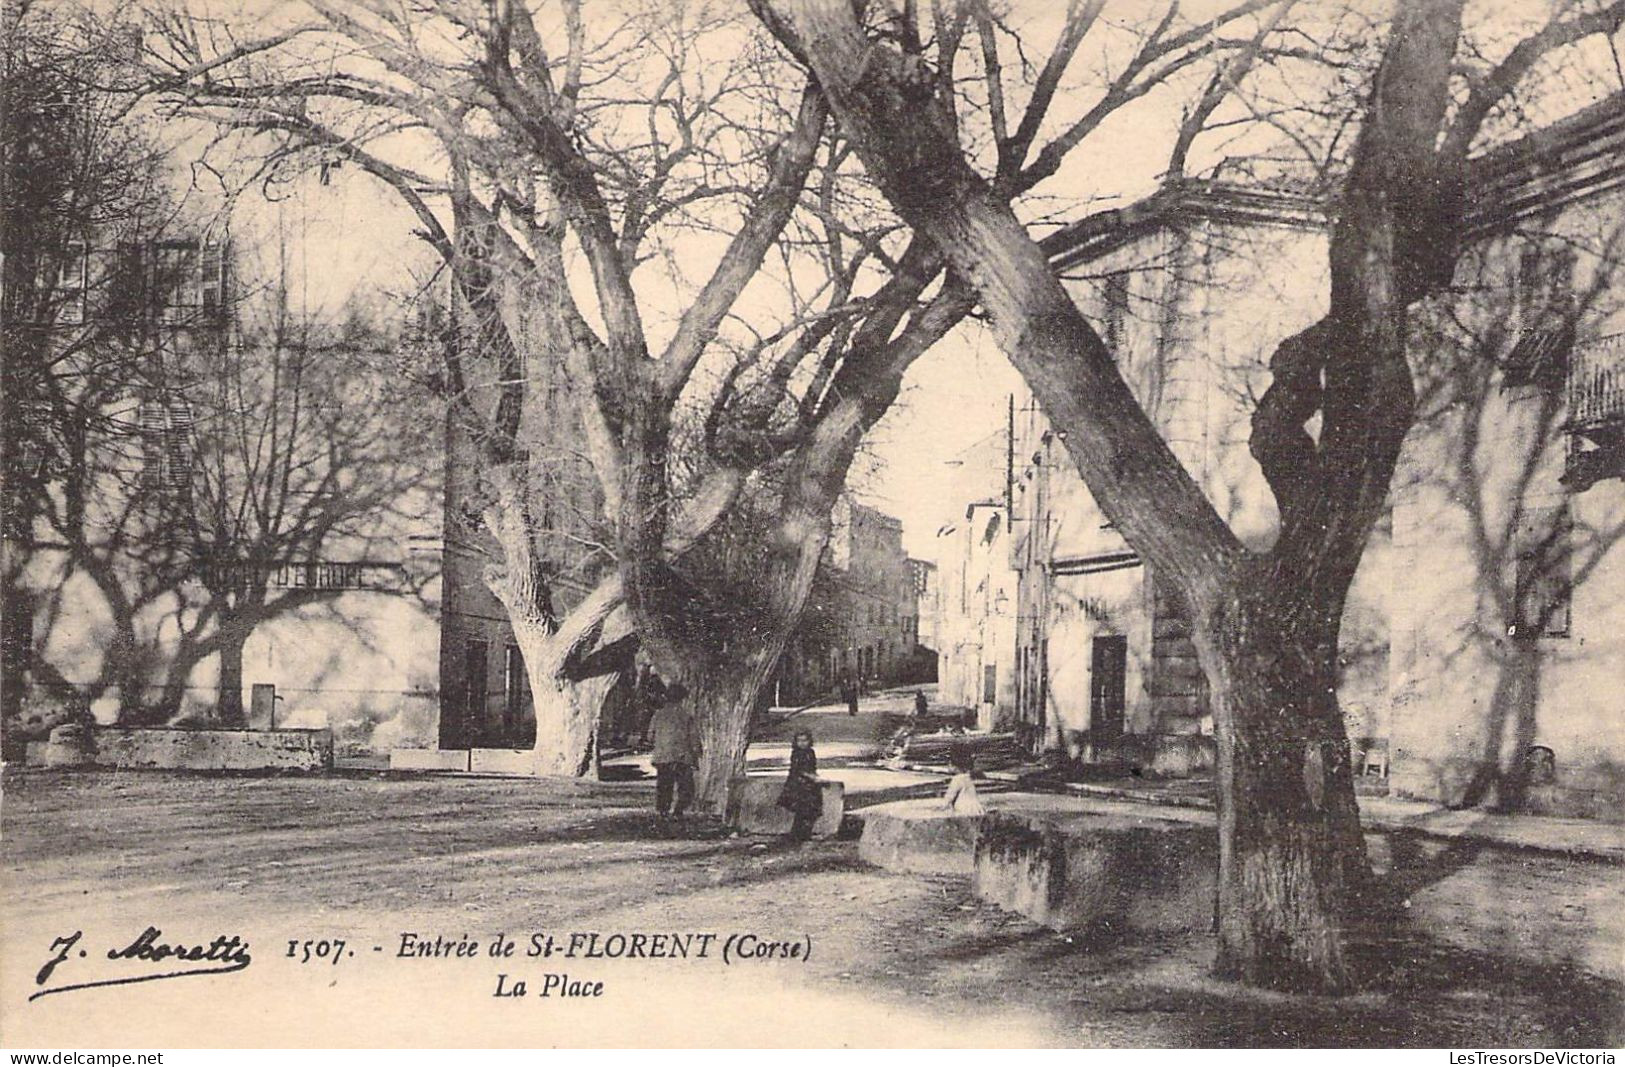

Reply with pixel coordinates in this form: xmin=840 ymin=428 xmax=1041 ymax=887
xmin=1568 ymin=332 xmax=1625 ymax=429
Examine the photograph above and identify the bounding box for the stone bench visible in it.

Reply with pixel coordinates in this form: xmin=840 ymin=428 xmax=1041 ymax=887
xmin=857 ymin=795 xmax=1217 ymax=933
xmin=974 ymin=809 xmax=1215 ymax=934
xmin=856 ymin=798 xmax=982 ymax=875
xmin=728 ymin=775 xmax=844 ymax=838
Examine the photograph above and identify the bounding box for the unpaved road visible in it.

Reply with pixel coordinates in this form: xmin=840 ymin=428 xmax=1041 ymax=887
xmin=1 ymin=768 xmax=1619 ymax=1048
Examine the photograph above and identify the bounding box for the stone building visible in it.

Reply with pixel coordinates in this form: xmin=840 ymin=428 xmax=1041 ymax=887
xmin=4 ymin=228 xmax=449 ymax=758
xmin=908 ymin=557 xmax=939 ymax=662
xmin=1010 ymin=182 xmax=1349 ymax=765
xmin=998 ymin=94 xmax=1624 ymax=816
xmin=774 ymin=496 xmax=921 ymax=703
xmin=7 ymin=247 xmax=631 ymax=762
xmin=935 ymin=497 xmax=1019 ymax=729
xmin=1386 ymin=97 xmax=1625 ymax=818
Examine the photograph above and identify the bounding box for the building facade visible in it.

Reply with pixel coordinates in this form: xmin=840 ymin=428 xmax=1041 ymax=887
xmin=1011 ymin=183 xmax=1358 ymax=763
xmin=775 ymin=496 xmax=922 ymax=704
xmin=988 ymin=96 xmax=1624 ymax=817
xmin=909 ymin=557 xmax=939 ymax=662
xmin=4 ymin=229 xmax=449 ymax=758
xmin=1385 ymin=98 xmax=1625 ymax=818
xmin=935 ymin=499 xmax=1019 ymax=729
xmin=415 ymin=284 xmax=627 ymax=753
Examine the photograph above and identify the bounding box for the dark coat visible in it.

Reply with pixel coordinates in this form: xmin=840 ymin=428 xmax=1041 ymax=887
xmin=777 ymin=745 xmax=821 ymax=817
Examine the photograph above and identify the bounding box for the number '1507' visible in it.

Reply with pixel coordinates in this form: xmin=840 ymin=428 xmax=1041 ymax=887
xmin=286 ymin=939 xmax=347 ymax=965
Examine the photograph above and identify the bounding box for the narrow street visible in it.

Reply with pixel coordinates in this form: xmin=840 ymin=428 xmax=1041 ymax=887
xmin=753 ymin=685 xmax=938 ymax=754
xmin=2 ymin=767 xmax=1618 ymax=1048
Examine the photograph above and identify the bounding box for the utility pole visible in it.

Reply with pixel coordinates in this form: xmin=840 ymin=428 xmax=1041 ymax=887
xmin=1005 ymin=393 xmax=1014 ymax=517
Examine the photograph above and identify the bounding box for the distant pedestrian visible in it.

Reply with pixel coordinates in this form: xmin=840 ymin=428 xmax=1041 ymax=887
xmin=647 ymin=680 xmax=696 ymax=818
xmin=913 ymin=690 xmax=928 ymax=718
xmin=777 ymin=729 xmax=822 ymax=841
xmin=843 ymin=680 xmax=859 ymax=717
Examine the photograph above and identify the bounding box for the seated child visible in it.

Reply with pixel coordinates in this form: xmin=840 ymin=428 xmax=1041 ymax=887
xmin=941 ymin=747 xmax=985 ymax=815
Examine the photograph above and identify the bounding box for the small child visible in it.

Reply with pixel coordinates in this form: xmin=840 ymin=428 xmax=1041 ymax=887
xmin=941 ymin=746 xmax=985 ymax=815
xmin=777 ymin=729 xmax=822 ymax=840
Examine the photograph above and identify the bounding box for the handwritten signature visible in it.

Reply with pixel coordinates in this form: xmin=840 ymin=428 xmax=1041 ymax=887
xmin=32 ymin=928 xmax=253 ymax=1002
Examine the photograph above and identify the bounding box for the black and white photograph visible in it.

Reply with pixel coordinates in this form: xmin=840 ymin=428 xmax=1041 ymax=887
xmin=2 ymin=0 xmax=1622 ymax=1050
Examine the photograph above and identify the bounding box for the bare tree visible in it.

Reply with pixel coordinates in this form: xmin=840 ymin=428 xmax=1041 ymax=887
xmin=1 ymin=0 xmax=195 ymax=729
xmin=748 ymin=0 xmax=1625 ymax=990
xmin=147 ymin=288 xmax=441 ymax=724
xmin=147 ymin=0 xmax=1273 ymax=805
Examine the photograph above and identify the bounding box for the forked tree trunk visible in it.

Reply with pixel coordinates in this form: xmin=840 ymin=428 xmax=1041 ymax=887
xmin=482 ymin=469 xmax=622 ymax=777
xmin=639 ymin=503 xmax=833 ymax=814
xmin=527 ymin=653 xmax=616 ymax=777
xmin=1198 ymin=585 xmax=1371 ymax=992
xmin=507 ymin=592 xmax=624 ymax=779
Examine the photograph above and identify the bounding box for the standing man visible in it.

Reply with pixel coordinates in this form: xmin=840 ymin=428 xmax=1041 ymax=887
xmin=648 ymin=681 xmax=696 ymax=818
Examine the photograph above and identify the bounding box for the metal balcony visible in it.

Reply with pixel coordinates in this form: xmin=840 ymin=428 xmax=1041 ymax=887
xmin=1568 ymin=333 xmax=1624 ymax=428
xmin=1562 ymin=333 xmax=1625 ymax=491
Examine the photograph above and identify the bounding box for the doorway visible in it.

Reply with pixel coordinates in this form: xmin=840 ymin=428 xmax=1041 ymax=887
xmin=1089 ymin=635 xmax=1127 ymax=742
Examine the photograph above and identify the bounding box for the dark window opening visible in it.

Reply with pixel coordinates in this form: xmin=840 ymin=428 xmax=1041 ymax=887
xmin=504 ymin=644 xmax=528 ymax=736
xmin=1512 ymin=505 xmax=1572 ymax=639
xmin=1505 ymin=244 xmax=1576 ymax=390
xmin=1089 ymin=635 xmax=1128 ymax=742
xmin=139 ymin=396 xmax=193 ymax=494
xmin=1104 ymin=272 xmax=1130 ymax=357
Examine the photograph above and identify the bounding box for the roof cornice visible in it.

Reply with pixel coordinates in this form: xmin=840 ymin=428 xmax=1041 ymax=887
xmin=1043 ymin=93 xmax=1625 ymax=268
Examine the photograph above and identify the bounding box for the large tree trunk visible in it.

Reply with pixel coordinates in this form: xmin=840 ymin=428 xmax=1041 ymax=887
xmin=641 ymin=498 xmax=835 ymax=814
xmin=511 ymin=601 xmax=621 ymax=778
xmin=677 ymin=643 xmax=785 ymax=811
xmin=1199 ymin=583 xmax=1371 ymax=992
xmin=529 ymin=664 xmax=616 ymax=777
xmin=477 ymin=466 xmax=616 ymax=776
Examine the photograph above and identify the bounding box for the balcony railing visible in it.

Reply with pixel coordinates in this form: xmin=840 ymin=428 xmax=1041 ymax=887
xmin=1568 ymin=332 xmax=1625 ymax=430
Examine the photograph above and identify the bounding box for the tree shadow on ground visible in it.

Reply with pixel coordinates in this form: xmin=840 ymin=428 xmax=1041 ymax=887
xmin=1159 ymin=932 xmax=1625 ymax=1047
xmin=838 ymin=872 xmax=1622 ymax=1047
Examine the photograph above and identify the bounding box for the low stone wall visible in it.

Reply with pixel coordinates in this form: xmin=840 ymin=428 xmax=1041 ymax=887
xmin=26 ymin=726 xmax=332 ymax=772
xmin=729 ymin=775 xmax=844 ymax=838
xmin=858 ymin=792 xmax=1621 ymax=976
xmin=386 ymin=748 xmax=546 ymax=775
xmin=469 ymin=748 xmax=539 ymax=775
